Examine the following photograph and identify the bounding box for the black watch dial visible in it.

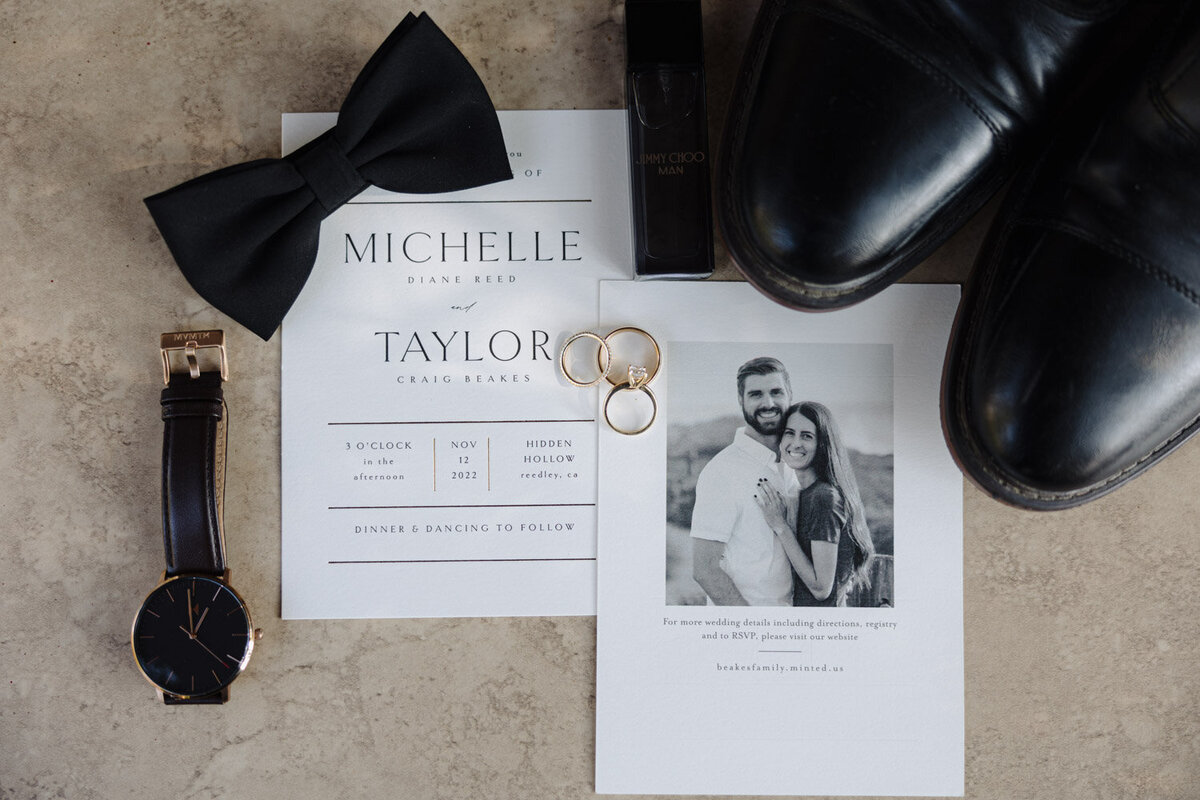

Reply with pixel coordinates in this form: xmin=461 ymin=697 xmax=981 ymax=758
xmin=131 ymin=575 xmax=254 ymax=699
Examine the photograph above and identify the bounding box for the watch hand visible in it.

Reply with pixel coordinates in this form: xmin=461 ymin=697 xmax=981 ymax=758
xmin=194 ymin=607 xmax=209 ymax=634
xmin=186 ymin=588 xmax=195 ymax=635
xmin=190 ymin=635 xmax=229 ymax=669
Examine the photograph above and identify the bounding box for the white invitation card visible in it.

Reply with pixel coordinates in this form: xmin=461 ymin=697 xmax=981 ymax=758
xmin=280 ymin=110 xmax=631 ymax=618
xmin=594 ymin=282 xmax=964 ymax=796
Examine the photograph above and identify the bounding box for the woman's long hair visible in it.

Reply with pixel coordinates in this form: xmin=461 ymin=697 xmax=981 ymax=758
xmin=791 ymin=401 xmax=875 ymax=597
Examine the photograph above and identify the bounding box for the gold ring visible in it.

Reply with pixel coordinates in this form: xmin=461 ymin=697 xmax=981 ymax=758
xmin=559 ymin=331 xmax=611 ymax=387
xmin=602 ymin=326 xmax=661 ymax=387
xmin=603 ymin=381 xmax=658 ymax=436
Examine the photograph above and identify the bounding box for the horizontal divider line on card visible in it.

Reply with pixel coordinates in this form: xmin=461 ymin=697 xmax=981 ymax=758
xmin=328 ymin=503 xmax=595 ymax=510
xmin=327 ymin=557 xmax=597 ymax=564
xmin=327 ymin=419 xmax=595 ymax=425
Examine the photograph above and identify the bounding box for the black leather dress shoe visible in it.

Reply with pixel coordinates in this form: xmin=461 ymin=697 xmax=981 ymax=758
xmin=719 ymin=0 xmax=1131 ymax=310
xmin=943 ymin=1 xmax=1200 ymax=510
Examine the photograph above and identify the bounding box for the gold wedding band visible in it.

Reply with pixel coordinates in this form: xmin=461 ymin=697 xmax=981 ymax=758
xmin=603 ymin=381 xmax=658 ymax=436
xmin=559 ymin=331 xmax=612 ymax=387
xmin=602 ymin=326 xmax=661 ymax=387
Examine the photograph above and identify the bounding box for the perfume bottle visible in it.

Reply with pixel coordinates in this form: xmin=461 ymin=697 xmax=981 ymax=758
xmin=625 ymin=0 xmax=714 ymax=279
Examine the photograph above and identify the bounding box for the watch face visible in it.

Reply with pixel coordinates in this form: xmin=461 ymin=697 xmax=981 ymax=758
xmin=131 ymin=575 xmax=254 ymax=699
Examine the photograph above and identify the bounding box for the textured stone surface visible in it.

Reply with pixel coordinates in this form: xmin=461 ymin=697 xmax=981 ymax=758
xmin=2 ymin=1 xmax=1199 ymax=798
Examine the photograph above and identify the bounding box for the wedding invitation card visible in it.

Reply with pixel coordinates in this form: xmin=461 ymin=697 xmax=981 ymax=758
xmin=280 ymin=111 xmax=630 ymax=618
xmin=594 ymin=282 xmax=964 ymax=796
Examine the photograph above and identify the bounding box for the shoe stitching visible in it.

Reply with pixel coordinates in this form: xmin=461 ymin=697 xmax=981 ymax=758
xmin=1148 ymin=4 xmax=1200 ymax=146
xmin=946 ymin=151 xmax=1100 ymax=505
xmin=720 ymin=0 xmax=787 ymax=281
xmin=950 ymin=335 xmax=1200 ymax=506
xmin=801 ymin=3 xmax=1010 ymax=157
xmin=950 ymin=201 xmax=1200 ymax=505
xmin=721 ymin=0 xmax=875 ymax=304
xmin=723 ymin=0 xmax=784 ymax=173
xmin=1036 ymin=0 xmax=1129 ymax=22
xmin=958 ymin=388 xmax=1200 ymax=505
xmin=1149 ymin=79 xmax=1200 ymax=147
xmin=1160 ymin=46 xmax=1200 ymax=96
xmin=1015 ymin=216 xmax=1200 ymax=308
xmin=720 ymin=0 xmax=784 ymax=220
xmin=720 ymin=0 xmax=1009 ymax=304
xmin=725 ymin=155 xmax=993 ymax=303
xmin=725 ymin=146 xmax=1005 ymax=304
xmin=962 ymin=154 xmax=1200 ymax=502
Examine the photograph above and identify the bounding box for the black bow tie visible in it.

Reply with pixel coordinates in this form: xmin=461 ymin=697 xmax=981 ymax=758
xmin=144 ymin=13 xmax=513 ymax=340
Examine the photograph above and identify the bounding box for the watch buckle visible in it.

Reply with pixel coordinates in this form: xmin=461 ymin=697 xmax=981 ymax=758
xmin=160 ymin=330 xmax=228 ymax=384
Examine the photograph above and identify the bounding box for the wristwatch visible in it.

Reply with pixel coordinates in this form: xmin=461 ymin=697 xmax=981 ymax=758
xmin=131 ymin=330 xmax=260 ymax=704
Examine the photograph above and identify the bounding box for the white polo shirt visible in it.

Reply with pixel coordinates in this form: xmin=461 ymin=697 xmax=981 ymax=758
xmin=690 ymin=427 xmax=796 ymax=606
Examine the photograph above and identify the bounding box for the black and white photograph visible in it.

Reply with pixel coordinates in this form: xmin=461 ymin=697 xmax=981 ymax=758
xmin=665 ymin=342 xmax=894 ymax=607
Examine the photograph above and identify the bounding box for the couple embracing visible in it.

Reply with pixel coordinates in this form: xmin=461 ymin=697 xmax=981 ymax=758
xmin=691 ymin=358 xmax=874 ymax=607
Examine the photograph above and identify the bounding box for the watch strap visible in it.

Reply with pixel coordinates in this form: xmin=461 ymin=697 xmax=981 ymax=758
xmin=161 ymin=369 xmax=227 ymax=577
xmin=163 ymin=688 xmax=228 ymax=705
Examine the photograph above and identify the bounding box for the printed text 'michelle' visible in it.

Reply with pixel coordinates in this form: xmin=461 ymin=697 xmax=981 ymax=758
xmin=345 ymin=230 xmax=583 ymax=264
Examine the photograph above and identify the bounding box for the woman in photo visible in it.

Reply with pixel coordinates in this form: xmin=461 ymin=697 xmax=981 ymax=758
xmin=754 ymin=401 xmax=875 ymax=607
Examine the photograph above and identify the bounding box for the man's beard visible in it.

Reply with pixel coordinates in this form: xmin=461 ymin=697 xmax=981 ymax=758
xmin=743 ymin=405 xmax=784 ymax=437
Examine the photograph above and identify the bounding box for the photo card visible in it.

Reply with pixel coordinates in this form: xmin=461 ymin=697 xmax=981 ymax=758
xmin=595 ymin=281 xmax=964 ymax=797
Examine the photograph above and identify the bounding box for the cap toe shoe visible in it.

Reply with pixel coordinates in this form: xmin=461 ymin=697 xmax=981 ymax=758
xmin=719 ymin=0 xmax=1132 ymax=309
xmin=943 ymin=3 xmax=1200 ymax=509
